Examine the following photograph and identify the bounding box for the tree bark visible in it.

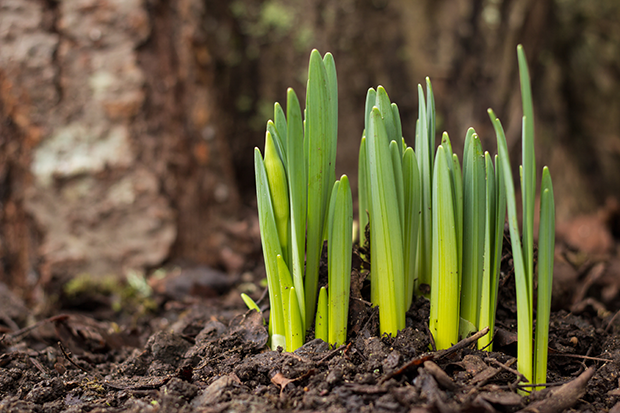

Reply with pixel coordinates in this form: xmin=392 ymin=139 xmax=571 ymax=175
xmin=0 ymin=0 xmax=241 ymax=296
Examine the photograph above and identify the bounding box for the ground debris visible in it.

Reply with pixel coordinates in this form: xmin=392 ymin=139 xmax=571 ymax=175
xmin=518 ymin=366 xmax=596 ymax=413
xmin=0 ymin=280 xmax=617 ymax=412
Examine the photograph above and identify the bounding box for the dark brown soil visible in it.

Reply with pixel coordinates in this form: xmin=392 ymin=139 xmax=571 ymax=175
xmin=2 ymin=227 xmax=620 ymax=413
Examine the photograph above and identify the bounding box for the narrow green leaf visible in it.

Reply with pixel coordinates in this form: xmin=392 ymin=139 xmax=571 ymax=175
xmin=267 ymin=120 xmax=287 ymax=167
xmin=241 ymin=293 xmax=261 ymax=313
xmin=305 ymin=49 xmax=333 ymax=327
xmin=478 ymin=152 xmax=497 ymax=350
xmin=368 ymin=107 xmax=405 ymax=334
xmin=327 ymin=180 xmax=341 ymax=244
xmin=440 ymin=133 xmax=462 ymax=285
xmin=441 ymin=132 xmax=454 ymax=161
xmin=361 ymin=86 xmax=376 ymax=261
xmin=286 ymin=88 xmax=306 ymax=327
xmin=426 ymin=77 xmax=435 ymax=152
xmin=518 ymin=45 xmax=536 ymax=313
xmin=534 ymin=167 xmax=555 ymax=390
xmin=390 ymin=140 xmax=405 ymax=229
xmin=328 ymin=175 xmax=353 ymax=346
xmin=492 ymin=154 xmax=506 ymax=325
xmin=264 ymin=132 xmax=290 ymax=263
xmin=415 ymin=84 xmax=432 ymax=290
xmin=375 ymin=87 xmax=398 ymax=147
xmin=323 ymin=52 xmax=338 ymax=201
xmin=452 ymin=152 xmax=463 ymax=291
xmin=430 ymin=145 xmax=460 ymax=349
xmin=364 ymin=88 xmax=377 ymax=135
xmin=439 ymin=132 xmax=462 ymax=297
xmin=392 ymin=103 xmax=403 ymax=143
xmin=277 ymin=255 xmax=295 ymax=351
xmin=358 ymin=136 xmax=370 ymax=251
xmin=274 ymin=102 xmax=287 ymax=155
xmin=460 ymin=133 xmax=486 ymax=337
xmin=254 ymin=148 xmax=286 ymax=350
xmin=403 ymin=147 xmax=421 ymax=310
xmin=488 ymin=109 xmax=533 ymax=385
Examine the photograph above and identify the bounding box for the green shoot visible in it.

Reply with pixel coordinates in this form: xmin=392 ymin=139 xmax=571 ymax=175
xmin=403 ymin=147 xmax=421 ymax=310
xmin=415 ymin=82 xmax=434 ymax=292
xmin=277 ymin=255 xmax=300 ymax=352
xmin=519 ymin=46 xmax=536 ymax=308
xmin=485 ymin=45 xmax=555 ymax=389
xmin=305 ymin=50 xmax=338 ymax=329
xmin=249 ymin=47 xmax=554 ymax=369
xmin=367 ymin=105 xmax=406 ymax=335
xmin=488 ymin=115 xmax=554 ymax=389
xmin=429 ymin=145 xmax=460 ymax=349
xmin=254 ymin=147 xmax=286 ymax=350
xmin=249 ymin=49 xmax=338 ymax=352
xmin=477 ymin=153 xmax=506 ymax=351
xmin=327 ymin=175 xmax=353 ymax=346
xmin=358 ymin=136 xmax=370 ymax=252
xmin=274 ymin=102 xmax=287 ymax=155
xmin=288 ymin=286 xmax=304 ymax=351
xmin=488 ymin=109 xmax=532 ymax=384
xmin=534 ymin=167 xmax=555 ymax=389
xmin=241 ymin=293 xmax=261 ymax=313
xmin=315 ymin=286 xmax=328 ymax=342
xmin=460 ymin=132 xmax=486 ymax=338
xmin=360 ymin=85 xmax=424 ymax=335
xmin=286 ymin=88 xmax=307 ymax=328
xmin=264 ymin=132 xmax=290 ymax=263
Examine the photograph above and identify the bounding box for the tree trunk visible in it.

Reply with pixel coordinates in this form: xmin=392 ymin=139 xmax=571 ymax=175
xmin=0 ymin=0 xmax=241 ymax=297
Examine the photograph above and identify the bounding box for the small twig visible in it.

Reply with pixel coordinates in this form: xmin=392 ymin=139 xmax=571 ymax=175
xmin=381 ymin=327 xmax=490 ymax=383
xmin=257 ymin=286 xmax=269 ymax=309
xmin=434 ymin=327 xmax=490 ymax=360
xmin=549 ymin=353 xmax=611 ymax=363
xmin=351 ymin=296 xmax=373 ymax=307
xmin=58 ymin=341 xmax=90 ymax=374
xmin=343 ymin=342 xmax=353 ymax=358
xmin=316 ymin=343 xmax=347 ymax=365
xmin=380 ymin=354 xmax=434 ymax=383
xmin=9 ymin=315 xmax=70 ymax=339
xmin=1 ymin=313 xmax=19 ymax=332
xmin=358 ymin=307 xmax=379 ymax=337
xmin=478 ymin=334 xmax=495 ymax=351
xmin=485 ymin=357 xmax=528 ymax=390
xmin=423 ymin=360 xmax=458 ymax=391
xmin=583 ymin=342 xmax=595 ymax=369
xmin=605 ymin=309 xmax=620 ymax=333
xmin=29 ymin=356 xmax=49 ymax=377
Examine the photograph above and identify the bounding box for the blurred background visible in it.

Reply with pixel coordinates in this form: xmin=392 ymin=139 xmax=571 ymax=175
xmin=1 ymin=0 xmax=619 ymax=304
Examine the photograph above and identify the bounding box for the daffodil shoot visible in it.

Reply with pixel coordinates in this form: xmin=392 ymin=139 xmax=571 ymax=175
xmin=247 ymin=47 xmax=554 ymax=393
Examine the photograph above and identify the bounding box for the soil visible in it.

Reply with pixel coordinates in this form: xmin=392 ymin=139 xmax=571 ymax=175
xmin=2 ymin=220 xmax=620 ymax=413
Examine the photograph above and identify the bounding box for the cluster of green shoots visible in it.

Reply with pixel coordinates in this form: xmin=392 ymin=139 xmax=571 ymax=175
xmin=246 ymin=46 xmax=555 ymax=390
xmin=244 ymin=50 xmax=352 ymax=351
